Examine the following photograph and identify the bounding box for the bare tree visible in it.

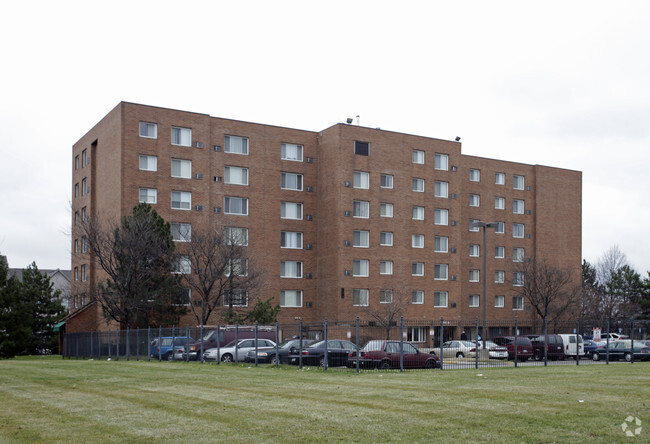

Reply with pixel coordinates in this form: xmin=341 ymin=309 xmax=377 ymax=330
xmin=76 ymin=204 xmax=187 ymax=329
xmin=180 ymin=228 xmax=263 ymax=326
xmin=512 ymin=256 xmax=581 ymax=326
xmin=360 ymin=284 xmax=411 ymax=340
xmin=596 ymin=245 xmax=628 ymax=286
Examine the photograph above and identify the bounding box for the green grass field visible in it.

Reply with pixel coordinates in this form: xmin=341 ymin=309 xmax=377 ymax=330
xmin=0 ymin=357 xmax=648 ymax=443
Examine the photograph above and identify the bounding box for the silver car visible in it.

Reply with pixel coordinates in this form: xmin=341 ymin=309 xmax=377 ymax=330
xmin=203 ymin=339 xmax=276 ymax=362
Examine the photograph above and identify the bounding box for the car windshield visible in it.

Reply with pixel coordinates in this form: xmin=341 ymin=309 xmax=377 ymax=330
xmin=223 ymin=340 xmax=237 ymax=348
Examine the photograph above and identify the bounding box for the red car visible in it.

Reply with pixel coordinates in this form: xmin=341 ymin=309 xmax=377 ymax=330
xmin=492 ymin=336 xmax=533 ymax=361
xmin=347 ymin=340 xmax=440 ymax=369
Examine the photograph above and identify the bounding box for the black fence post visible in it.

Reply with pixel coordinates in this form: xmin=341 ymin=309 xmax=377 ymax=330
xmin=576 ymin=320 xmax=580 ymax=366
xmin=440 ymin=317 xmax=444 ymax=370
xmin=299 ymin=318 xmax=304 ymax=369
xmin=605 ymin=319 xmax=610 ymax=364
xmin=274 ymin=321 xmax=279 ymax=366
xmin=90 ymin=331 xmax=94 ymax=360
xmin=324 ymin=319 xmax=329 ymax=370
xmin=147 ymin=327 xmax=150 ymax=362
xmin=136 ymin=328 xmax=140 ymax=361
xmin=475 ymin=317 xmax=479 ymax=369
xmin=158 ymin=326 xmax=162 ymax=361
xmin=126 ymin=328 xmax=130 ymax=361
xmin=355 ymin=317 xmax=360 ymax=373
xmin=543 ymin=317 xmax=548 ymax=367
xmin=200 ymin=324 xmax=204 ymax=364
xmin=400 ymin=317 xmax=404 ymax=372
xmin=514 ymin=318 xmax=518 ymax=368
xmin=254 ymin=322 xmax=259 ymax=367
xmin=186 ymin=326 xmax=190 ymax=363
xmin=116 ymin=329 xmax=120 ymax=361
xmin=108 ymin=329 xmax=111 ymax=361
xmin=631 ymin=319 xmax=635 ymax=364
xmin=216 ymin=322 xmax=221 ymax=365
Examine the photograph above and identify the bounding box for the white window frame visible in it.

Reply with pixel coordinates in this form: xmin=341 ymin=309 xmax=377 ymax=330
xmin=171 ymin=191 xmax=191 ymax=210
xmin=139 ymin=155 xmax=157 ymax=171
xmin=412 ymin=206 xmax=424 ymax=220
xmin=412 ymin=234 xmax=424 ymax=248
xmin=434 ymin=181 xmax=448 ymax=198
xmin=434 ymin=264 xmax=448 ymax=280
xmin=495 ymin=246 xmax=505 ymax=259
xmin=495 ymin=222 xmax=505 ymax=234
xmin=412 ymin=150 xmax=425 ymax=164
xmin=225 ymin=227 xmax=248 ymax=246
xmin=513 ymin=199 xmax=524 ymax=214
xmin=353 ymin=230 xmax=370 ymax=248
xmin=469 ymin=169 xmax=480 ymax=182
xmin=224 ymin=290 xmax=249 ymax=307
xmin=173 ymin=256 xmax=191 ymax=274
xmin=379 ymin=289 xmax=393 ymax=304
xmin=353 ymin=200 xmax=369 ymax=218
xmin=225 ymin=135 xmax=249 ymax=155
xmin=469 ymin=269 xmax=480 ymax=282
xmin=225 ymin=259 xmax=248 ymax=277
xmin=171 ymin=158 xmax=192 ymax=179
xmin=469 ymin=295 xmax=480 ymax=308
xmin=513 ymin=175 xmax=525 ymax=190
xmin=353 ymin=171 xmax=370 ymax=189
xmin=171 ymin=223 xmax=191 ymax=242
xmin=495 ymin=270 xmax=505 ymax=283
xmin=353 ymin=289 xmax=369 ymax=306
xmin=224 ymin=166 xmax=249 ymax=186
xmin=495 ymin=295 xmax=505 ymax=308
xmin=408 ymin=327 xmax=426 ymax=342
xmin=469 ymin=194 xmax=480 ymax=207
xmin=495 ymin=197 xmax=505 ymax=210
xmin=513 ymin=247 xmax=525 ymax=262
xmin=379 ymin=260 xmax=393 ymax=275
xmin=139 ymin=188 xmax=157 ymax=204
xmin=435 ymin=153 xmax=448 ymax=171
xmin=139 ymin=122 xmax=157 ymax=139
xmin=411 ymin=291 xmax=424 ymax=304
xmin=353 ymin=259 xmax=369 ymax=277
xmin=224 ymin=196 xmax=248 ymax=215
xmin=380 ymin=232 xmax=393 ymax=246
xmin=513 ymin=272 xmax=524 ymax=287
xmin=281 ymin=202 xmax=303 ymax=220
xmin=469 ymin=244 xmax=480 ymax=257
xmin=380 ymin=174 xmax=393 ymax=189
xmin=281 ymin=143 xmax=303 ymax=162
xmin=280 ymin=231 xmax=303 ymax=249
xmin=280 ymin=290 xmax=302 ymax=308
xmin=434 ymin=209 xmax=448 ymax=225
xmin=171 ymin=126 xmax=191 ymax=147
xmin=380 ymin=203 xmax=393 ymax=218
xmin=434 ymin=291 xmax=448 ymax=308
xmin=412 ymin=178 xmax=424 ymax=192
xmin=280 ymin=261 xmax=303 ymax=278
xmin=513 ymin=295 xmax=524 ymax=310
xmin=434 ymin=236 xmax=448 ymax=253
xmin=469 ymin=219 xmax=480 ymax=232
xmin=281 ymin=172 xmax=303 ymax=191
xmin=513 ymin=223 xmax=525 ymax=238
xmin=495 ymin=172 xmax=505 ymax=185
xmin=412 ymin=262 xmax=424 ymax=276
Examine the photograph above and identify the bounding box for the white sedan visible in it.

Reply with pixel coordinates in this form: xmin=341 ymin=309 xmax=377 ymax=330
xmin=203 ymin=339 xmax=276 ymax=362
xmin=433 ymin=341 xmax=478 ymax=358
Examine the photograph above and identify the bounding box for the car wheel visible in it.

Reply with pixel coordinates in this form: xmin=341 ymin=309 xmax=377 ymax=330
xmin=534 ymin=351 xmax=542 ymax=361
xmin=319 ymin=357 xmax=327 ymax=367
xmin=221 ymin=354 xmax=233 ymax=363
xmin=625 ymin=352 xmax=632 ymax=362
xmin=456 ymin=352 xmax=464 ymax=358
xmin=592 ymin=353 xmax=600 ymax=361
xmin=165 ymin=352 xmax=174 ymax=362
xmin=268 ymin=355 xmax=279 ymax=364
xmin=425 ymin=359 xmax=437 ymax=369
xmin=380 ymin=360 xmax=391 ymax=369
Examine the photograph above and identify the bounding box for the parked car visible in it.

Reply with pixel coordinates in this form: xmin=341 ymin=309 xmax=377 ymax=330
xmin=583 ymin=339 xmax=605 ymax=358
xmin=558 ymin=334 xmax=585 ymax=357
xmin=245 ymin=338 xmax=315 ymax=364
xmin=591 ymin=340 xmax=650 ymax=362
xmin=288 ymin=340 xmax=358 ymax=367
xmin=185 ymin=326 xmax=276 ymax=360
xmin=601 ymin=333 xmax=629 ymax=342
xmin=432 ymin=340 xmax=478 ymax=359
xmin=150 ymin=336 xmax=194 ymax=361
xmin=526 ymin=334 xmax=565 ymax=361
xmin=203 ymin=339 xmax=276 ymax=362
xmin=347 ymin=340 xmax=440 ymax=369
xmin=478 ymin=340 xmax=509 ymax=359
xmin=491 ymin=336 xmax=533 ymax=361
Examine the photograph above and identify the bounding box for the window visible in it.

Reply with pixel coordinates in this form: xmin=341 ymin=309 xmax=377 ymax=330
xmin=74 ymin=239 xmax=79 ymax=253
xmin=281 ymin=172 xmax=303 ymax=191
xmin=469 ymin=295 xmax=480 ymax=307
xmin=435 ymin=153 xmax=448 ymax=170
xmin=171 ymin=126 xmax=191 ymax=146
xmin=82 ymin=178 xmax=89 ymax=195
xmin=434 ymin=264 xmax=448 ymax=280
xmin=353 ymin=230 xmax=369 ymax=248
xmin=74 ymin=211 xmax=79 ymax=226
xmin=82 ymin=149 xmax=89 ymax=166
xmin=412 ymin=150 xmax=424 ymax=164
xmin=171 ymin=191 xmax=191 ymax=210
xmin=173 ymin=256 xmax=191 ymax=274
xmin=281 ymin=261 xmax=302 ymax=278
xmin=171 ymin=159 xmax=192 ymax=179
xmin=469 ymin=194 xmax=480 ymax=207
xmin=513 ymin=175 xmax=525 ymax=190
xmin=379 ymin=289 xmax=393 ymax=304
xmin=470 ymin=169 xmax=480 ymax=182
xmin=380 ymin=203 xmax=393 ymax=217
xmin=75 ymin=183 xmax=79 ymax=197
xmin=469 ymin=219 xmax=480 ymax=232
xmin=353 ymin=289 xmax=369 ymax=306
xmin=224 ymin=196 xmax=248 ymax=215
xmin=139 ymin=122 xmax=157 ymax=139
xmin=412 ymin=262 xmax=424 ymax=276
xmin=281 ymin=143 xmax=303 ymax=161
xmin=469 ymin=269 xmax=479 ymax=282
xmin=513 ymin=223 xmax=525 ymax=238
xmin=495 ymin=295 xmax=505 ymax=308
xmin=513 ymin=199 xmax=524 ymax=214
xmin=139 ymin=188 xmax=157 ymax=204
xmin=354 ymin=141 xmax=369 ymax=156
xmin=81 ymin=207 xmax=87 ymax=222
xmin=353 ymin=259 xmax=369 ymax=277
xmin=225 ymin=135 xmax=249 ymax=155
xmin=225 ymin=227 xmax=248 ymax=246
xmin=224 ymin=290 xmax=249 ymax=307
xmin=380 ymin=174 xmax=393 ymax=188
xmin=469 ymin=244 xmax=480 ymax=257
xmin=408 ymin=327 xmax=426 ymax=342
xmin=81 ymin=265 xmax=87 ymax=282
xmin=281 ymin=231 xmax=302 ymax=249
xmin=280 ymin=290 xmax=302 ymax=307
xmin=139 ymin=155 xmax=157 ymax=171
xmin=380 ymin=232 xmax=393 ymax=246
xmin=513 ymin=295 xmax=524 ymax=310
xmin=513 ymin=247 xmax=525 ymax=262
xmin=75 ymin=155 xmax=79 ymax=170
xmin=494 ymin=222 xmax=505 ymax=234
xmin=434 ymin=181 xmax=448 ymax=198
xmin=434 ymin=209 xmax=448 ymax=225
xmin=513 ymin=272 xmax=524 ymax=287
xmin=74 ymin=267 xmax=78 ymax=281
xmin=434 ymin=291 xmax=448 ymax=307
xmin=495 ymin=172 xmax=505 ymax=185
xmin=411 ymin=291 xmax=424 ymax=304
xmin=225 ymin=166 xmax=249 ymax=185
xmin=380 ymin=260 xmax=393 ymax=275
xmin=353 ymin=171 xmax=370 ymax=189
xmin=495 ymin=271 xmax=505 ymax=283
xmin=434 ymin=236 xmax=448 ymax=253
xmin=495 ymin=197 xmax=505 ymax=210
xmin=412 ymin=206 xmax=424 ymax=220
xmin=495 ymin=246 xmax=505 ymax=258
xmin=225 ymin=259 xmax=248 ymax=277
xmin=81 ymin=237 xmax=88 ymax=253
xmin=353 ymin=200 xmax=369 ymax=218
xmin=281 ymin=202 xmax=303 ymax=220
xmin=412 ymin=178 xmax=424 ymax=192
xmin=171 ymin=223 xmax=191 ymax=242
xmin=412 ymin=234 xmax=424 ymax=248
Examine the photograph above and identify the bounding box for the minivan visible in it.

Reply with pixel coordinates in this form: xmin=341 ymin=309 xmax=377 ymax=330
xmin=558 ymin=334 xmax=585 ymax=357
xmin=526 ymin=334 xmax=565 ymax=361
xmin=185 ymin=325 xmax=276 ymax=360
xmin=492 ymin=336 xmax=533 ymax=361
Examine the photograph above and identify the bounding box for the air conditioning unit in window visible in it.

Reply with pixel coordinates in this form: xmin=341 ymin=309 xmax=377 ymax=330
xmin=195 ymin=142 xmax=204 ymax=148
xmin=305 ymin=244 xmax=313 ymax=250
xmin=214 ymin=145 xmax=222 ymax=151
xmin=451 ymin=220 xmax=457 ymax=226
xmin=344 ymin=240 xmax=351 ymax=247
xmin=451 ymin=302 xmax=457 ymax=308
xmin=451 ymin=247 xmax=457 ymax=253
xmin=344 ymin=211 xmax=351 ymax=217
xmin=526 ymin=210 xmax=531 ymax=215
xmin=526 ymin=186 xmax=532 ymax=191
xmin=306 ymin=157 xmax=313 ymax=163
xmin=195 ymin=173 xmax=203 ymax=180
xmin=526 ymin=234 xmax=531 ymax=239
xmin=344 ymin=270 xmax=351 ymax=276
xmin=451 ymin=166 xmax=458 ymax=172
xmin=306 ymin=186 xmax=313 ymax=192
xmin=214 ymin=207 xmax=221 ymax=213
xmin=306 ymin=214 xmax=313 ymax=221
xmin=344 ymin=181 xmax=351 ymax=187
xmin=214 ymin=176 xmax=221 ymax=182
xmin=195 ymin=205 xmax=203 ymax=211
xmin=451 ymin=275 xmax=457 ymax=281
xmin=450 ymin=193 xmax=457 ymax=199
xmin=305 ymin=273 xmax=313 ymax=279
xmin=306 ymin=302 xmax=313 ymax=308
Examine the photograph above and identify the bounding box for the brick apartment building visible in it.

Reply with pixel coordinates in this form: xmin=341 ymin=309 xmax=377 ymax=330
xmin=66 ymin=102 xmax=582 ymax=333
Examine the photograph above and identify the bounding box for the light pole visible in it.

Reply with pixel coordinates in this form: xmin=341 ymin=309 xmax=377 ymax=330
xmin=471 ymin=221 xmax=498 ymax=350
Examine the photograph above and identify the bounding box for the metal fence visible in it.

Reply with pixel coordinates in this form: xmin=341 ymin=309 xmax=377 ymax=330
xmin=61 ymin=317 xmax=650 ymax=371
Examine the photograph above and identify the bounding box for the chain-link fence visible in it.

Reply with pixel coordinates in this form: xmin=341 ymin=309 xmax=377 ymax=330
xmin=62 ymin=317 xmax=650 ymax=371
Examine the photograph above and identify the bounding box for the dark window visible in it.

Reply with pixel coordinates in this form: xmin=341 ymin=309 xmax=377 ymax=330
xmin=354 ymin=141 xmax=369 ymax=156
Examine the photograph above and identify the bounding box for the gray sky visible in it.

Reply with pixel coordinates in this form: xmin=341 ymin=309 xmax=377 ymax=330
xmin=1 ymin=1 xmax=649 ymax=275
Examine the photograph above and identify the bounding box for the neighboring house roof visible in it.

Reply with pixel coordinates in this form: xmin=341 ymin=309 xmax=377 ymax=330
xmin=7 ymin=268 xmax=71 ymax=297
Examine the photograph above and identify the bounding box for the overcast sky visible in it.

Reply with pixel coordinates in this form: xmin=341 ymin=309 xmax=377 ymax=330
xmin=1 ymin=1 xmax=649 ymax=275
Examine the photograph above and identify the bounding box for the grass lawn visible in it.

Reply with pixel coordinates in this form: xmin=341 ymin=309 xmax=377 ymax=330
xmin=0 ymin=357 xmax=648 ymax=443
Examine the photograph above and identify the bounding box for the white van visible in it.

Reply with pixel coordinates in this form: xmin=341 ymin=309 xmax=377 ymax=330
xmin=558 ymin=334 xmax=585 ymax=357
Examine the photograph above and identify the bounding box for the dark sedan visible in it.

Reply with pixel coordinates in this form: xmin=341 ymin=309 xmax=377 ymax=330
xmin=347 ymin=340 xmax=440 ymax=369
xmin=288 ymin=340 xmax=357 ymax=367
xmin=591 ymin=341 xmax=650 ymax=362
xmin=245 ymin=338 xmax=315 ymax=364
